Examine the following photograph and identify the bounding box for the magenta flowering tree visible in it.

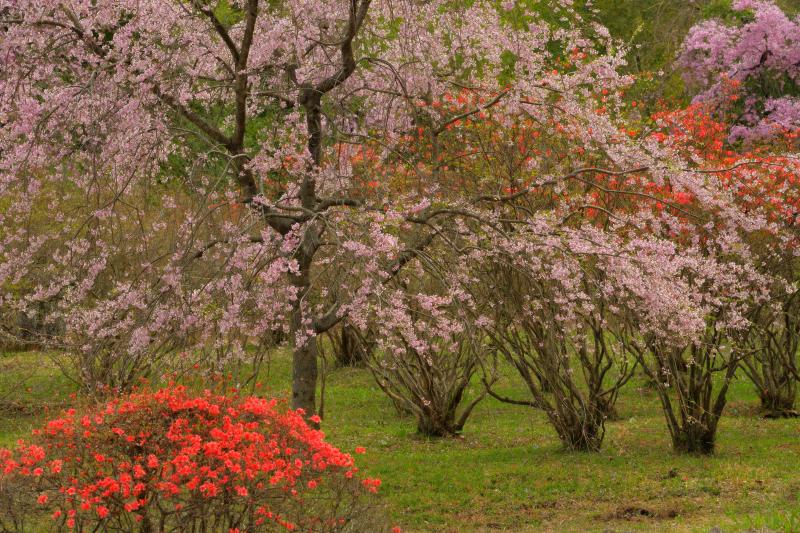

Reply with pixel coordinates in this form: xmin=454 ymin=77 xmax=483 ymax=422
xmin=678 ymin=0 xmax=800 ymax=143
xmin=0 ymin=0 xmax=772 ymax=425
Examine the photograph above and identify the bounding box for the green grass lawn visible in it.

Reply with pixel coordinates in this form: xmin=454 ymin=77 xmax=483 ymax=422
xmin=1 ymin=350 xmax=798 ymax=532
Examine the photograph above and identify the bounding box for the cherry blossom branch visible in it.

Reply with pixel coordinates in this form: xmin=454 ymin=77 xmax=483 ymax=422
xmin=189 ymin=0 xmax=241 ymax=65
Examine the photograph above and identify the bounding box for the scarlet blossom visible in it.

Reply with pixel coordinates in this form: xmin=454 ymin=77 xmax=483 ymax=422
xmin=0 ymin=387 xmax=384 ymax=531
xmin=362 ymin=478 xmax=382 ymax=493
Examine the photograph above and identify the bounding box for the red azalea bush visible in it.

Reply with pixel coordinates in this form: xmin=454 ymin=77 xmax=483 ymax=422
xmin=0 ymin=386 xmax=389 ymax=532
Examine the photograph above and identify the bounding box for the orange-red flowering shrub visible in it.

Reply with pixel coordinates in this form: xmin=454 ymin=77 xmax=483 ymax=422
xmin=0 ymin=386 xmax=389 ymax=532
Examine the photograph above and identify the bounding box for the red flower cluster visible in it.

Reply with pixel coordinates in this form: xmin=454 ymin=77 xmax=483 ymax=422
xmin=653 ymin=105 xmax=800 ymax=227
xmin=0 ymin=386 xmax=387 ymax=532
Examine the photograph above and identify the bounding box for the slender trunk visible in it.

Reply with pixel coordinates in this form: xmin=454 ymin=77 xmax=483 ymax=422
xmin=292 ymin=337 xmax=318 ymax=415
xmin=290 ymin=259 xmax=318 ymax=415
xmin=288 ymin=87 xmax=323 ymax=417
xmin=286 ymin=0 xmax=367 ymax=414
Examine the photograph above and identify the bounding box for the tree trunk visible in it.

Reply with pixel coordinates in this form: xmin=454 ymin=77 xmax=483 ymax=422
xmin=289 ymin=256 xmax=319 ymax=416
xmin=760 ymin=388 xmax=798 ymax=418
xmin=292 ymin=337 xmax=318 ymax=415
xmin=551 ymin=409 xmax=604 ymax=452
xmin=672 ymin=426 xmax=716 ymax=455
xmin=332 ymin=323 xmax=371 ymax=367
xmin=416 ymin=408 xmax=457 ymax=437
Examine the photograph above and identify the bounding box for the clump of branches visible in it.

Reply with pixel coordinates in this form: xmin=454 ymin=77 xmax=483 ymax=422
xmin=620 ymin=316 xmax=738 ymax=455
xmin=369 ymin=329 xmax=490 ymax=437
xmin=364 ymin=258 xmax=494 ymax=437
xmin=477 ymin=258 xmax=636 ymax=452
xmin=741 ymin=286 xmax=800 ymax=418
xmin=616 ymin=252 xmax=769 ymax=455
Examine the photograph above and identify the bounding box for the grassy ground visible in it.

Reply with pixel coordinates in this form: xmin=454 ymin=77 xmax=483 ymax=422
xmin=1 ymin=350 xmax=799 ymax=532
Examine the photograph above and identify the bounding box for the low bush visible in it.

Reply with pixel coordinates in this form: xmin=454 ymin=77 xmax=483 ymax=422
xmin=0 ymin=386 xmax=389 ymax=532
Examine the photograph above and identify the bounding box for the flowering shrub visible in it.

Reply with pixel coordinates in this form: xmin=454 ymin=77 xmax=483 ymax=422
xmin=640 ymin=104 xmax=800 ymax=436
xmin=0 ymin=387 xmax=389 ymax=532
xmin=367 ymin=273 xmax=492 ymax=437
